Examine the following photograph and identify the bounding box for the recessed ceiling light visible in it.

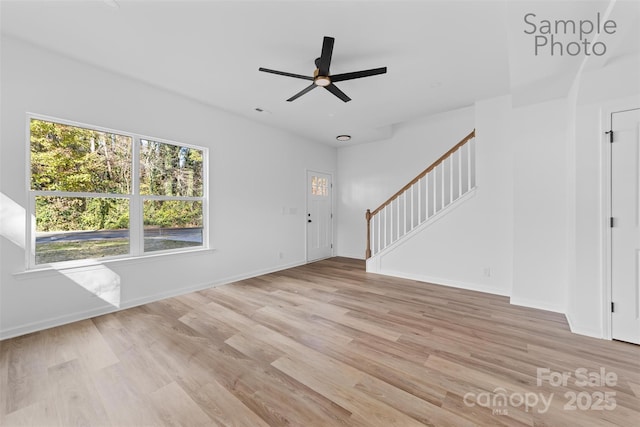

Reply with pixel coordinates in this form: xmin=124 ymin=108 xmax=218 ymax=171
xmin=336 ymin=135 xmax=351 ymax=142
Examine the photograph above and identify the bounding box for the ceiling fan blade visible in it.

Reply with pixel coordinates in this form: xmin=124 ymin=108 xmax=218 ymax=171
xmin=259 ymin=67 xmax=313 ymax=81
xmin=331 ymin=67 xmax=387 ymax=82
xmin=317 ymin=36 xmax=335 ymax=76
xmin=287 ymin=84 xmax=317 ymax=102
xmin=325 ymin=83 xmax=351 ymax=103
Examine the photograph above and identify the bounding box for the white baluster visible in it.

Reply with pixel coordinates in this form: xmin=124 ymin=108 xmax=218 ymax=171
xmin=433 ymin=167 xmax=437 ymax=213
xmin=461 ymin=143 xmax=468 ymax=194
xmin=438 ymin=162 xmax=447 ymax=209
xmin=449 ymin=154 xmax=454 ymax=205
xmin=382 ymin=207 xmax=386 ymax=250
xmin=403 ymin=190 xmax=407 ymax=234
xmin=377 ymin=213 xmax=380 ymax=253
xmin=458 ymin=147 xmax=463 ymax=197
xmin=417 ymin=177 xmax=424 ymax=225
xmin=425 ymin=173 xmax=430 ymax=220
xmin=469 ymin=138 xmax=476 ymax=189
xmin=396 ymin=198 xmax=400 ymax=240
xmin=371 ymin=214 xmax=376 ymax=255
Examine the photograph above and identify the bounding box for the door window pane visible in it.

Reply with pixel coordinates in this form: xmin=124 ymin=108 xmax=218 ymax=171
xmin=311 ymin=176 xmax=328 ymax=196
xmin=143 ymin=200 xmax=203 ymax=252
xmin=35 ymin=196 xmax=130 ymax=264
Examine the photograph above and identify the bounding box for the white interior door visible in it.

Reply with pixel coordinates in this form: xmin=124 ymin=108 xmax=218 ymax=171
xmin=611 ymin=108 xmax=640 ymax=344
xmin=307 ymin=171 xmax=332 ymax=262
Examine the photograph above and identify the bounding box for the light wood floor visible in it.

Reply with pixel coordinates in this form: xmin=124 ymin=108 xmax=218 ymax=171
xmin=1 ymin=257 xmax=639 ymax=426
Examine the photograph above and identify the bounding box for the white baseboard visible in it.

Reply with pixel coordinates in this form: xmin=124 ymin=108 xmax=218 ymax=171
xmin=565 ymin=312 xmax=605 ymax=339
xmin=0 ymin=303 xmax=125 ymax=341
xmin=370 ymin=268 xmax=510 ymax=297
xmin=337 ymin=251 xmax=366 ymax=261
xmin=0 ymin=260 xmax=307 ymax=340
xmin=509 ymin=296 xmax=565 ymax=314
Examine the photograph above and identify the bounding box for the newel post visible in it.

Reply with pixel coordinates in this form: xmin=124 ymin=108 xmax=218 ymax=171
xmin=365 ymin=209 xmax=372 ymax=259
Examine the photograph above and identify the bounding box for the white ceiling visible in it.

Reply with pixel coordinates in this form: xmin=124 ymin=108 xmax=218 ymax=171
xmin=1 ymin=0 xmax=638 ymax=146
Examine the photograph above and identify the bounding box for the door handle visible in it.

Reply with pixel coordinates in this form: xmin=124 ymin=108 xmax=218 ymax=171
xmin=308 ymin=219 xmax=312 ymax=223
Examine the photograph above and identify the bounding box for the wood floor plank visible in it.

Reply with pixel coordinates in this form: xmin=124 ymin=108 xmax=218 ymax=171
xmin=90 ymin=362 xmax=165 ymax=427
xmin=48 ymin=359 xmax=110 ymax=426
xmin=353 ymin=374 xmax=479 ymax=427
xmin=148 ymin=381 xmax=213 ymax=426
xmin=0 ymin=401 xmax=59 ymax=427
xmin=224 ymin=332 xmax=284 ymax=364
xmin=271 ymin=354 xmax=426 ymax=427
xmin=185 ymin=379 xmax=272 ymax=427
xmin=1 ymin=257 xmax=639 ymax=426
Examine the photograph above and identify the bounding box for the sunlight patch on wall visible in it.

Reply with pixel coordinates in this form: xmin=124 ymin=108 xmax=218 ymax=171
xmin=0 ymin=192 xmax=26 ymax=249
xmin=54 ymin=264 xmax=121 ymax=308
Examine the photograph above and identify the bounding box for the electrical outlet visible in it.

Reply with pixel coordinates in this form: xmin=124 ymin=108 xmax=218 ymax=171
xmin=483 ymin=268 xmax=491 ymax=277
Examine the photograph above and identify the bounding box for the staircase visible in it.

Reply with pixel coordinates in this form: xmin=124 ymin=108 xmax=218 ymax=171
xmin=365 ymin=130 xmax=476 ymax=263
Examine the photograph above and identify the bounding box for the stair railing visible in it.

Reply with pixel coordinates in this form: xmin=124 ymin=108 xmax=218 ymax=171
xmin=366 ymin=129 xmax=476 ymax=259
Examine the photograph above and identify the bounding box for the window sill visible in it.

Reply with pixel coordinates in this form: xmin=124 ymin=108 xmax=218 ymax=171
xmin=13 ymin=247 xmax=216 ymax=280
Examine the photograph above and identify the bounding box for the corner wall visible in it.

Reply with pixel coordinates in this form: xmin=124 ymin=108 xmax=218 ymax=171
xmin=509 ymin=98 xmax=570 ymax=313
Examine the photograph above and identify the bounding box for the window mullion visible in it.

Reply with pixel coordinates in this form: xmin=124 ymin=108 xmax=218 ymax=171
xmin=32 ymin=190 xmax=131 ymax=199
xmin=131 ymin=136 xmax=142 ymax=256
xmin=27 ymin=193 xmax=36 ymax=269
xmin=141 ymin=195 xmax=203 ymax=202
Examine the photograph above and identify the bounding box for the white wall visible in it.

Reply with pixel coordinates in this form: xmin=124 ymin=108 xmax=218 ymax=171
xmin=509 ymin=98 xmax=570 ymax=313
xmin=0 ymin=37 xmax=337 ymax=339
xmin=569 ymin=101 xmax=605 ymax=337
xmin=336 ymin=107 xmax=474 ymax=259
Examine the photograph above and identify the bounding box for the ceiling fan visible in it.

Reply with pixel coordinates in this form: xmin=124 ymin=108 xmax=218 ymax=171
xmin=259 ymin=36 xmax=387 ymax=103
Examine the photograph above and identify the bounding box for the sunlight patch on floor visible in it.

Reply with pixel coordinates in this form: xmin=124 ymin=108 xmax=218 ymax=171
xmin=54 ymin=263 xmax=121 ymax=307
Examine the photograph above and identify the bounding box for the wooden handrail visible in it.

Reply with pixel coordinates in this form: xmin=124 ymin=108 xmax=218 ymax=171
xmin=365 ymin=129 xmax=475 ymax=259
xmin=370 ymin=129 xmax=475 ymax=217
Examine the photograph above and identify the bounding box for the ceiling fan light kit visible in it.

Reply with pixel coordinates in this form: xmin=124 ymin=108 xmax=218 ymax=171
xmin=259 ymin=36 xmax=387 ymax=103
xmin=314 ymin=73 xmax=331 ymax=87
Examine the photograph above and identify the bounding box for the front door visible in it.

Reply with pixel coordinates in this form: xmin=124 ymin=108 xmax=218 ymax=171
xmin=307 ymin=171 xmax=332 ymax=262
xmin=611 ymin=108 xmax=640 ymax=344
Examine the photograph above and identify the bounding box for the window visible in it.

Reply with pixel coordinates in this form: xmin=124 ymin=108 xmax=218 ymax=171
xmin=28 ymin=116 xmax=207 ymax=267
xmin=139 ymin=139 xmax=204 ymax=253
xmin=311 ymin=175 xmax=329 ymax=196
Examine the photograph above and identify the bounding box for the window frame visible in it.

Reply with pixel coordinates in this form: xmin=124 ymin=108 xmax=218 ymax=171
xmin=26 ymin=113 xmax=209 ymax=269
